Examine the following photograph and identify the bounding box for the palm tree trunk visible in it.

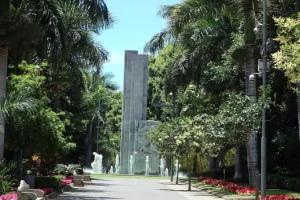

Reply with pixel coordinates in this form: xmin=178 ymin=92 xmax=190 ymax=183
xmin=85 ymin=122 xmax=93 ymax=166
xmin=245 ymin=44 xmax=259 ymax=187
xmin=297 ymin=84 xmax=300 ymax=141
xmin=234 ymin=146 xmax=244 ymax=179
xmin=208 ymin=156 xmax=217 ymax=174
xmin=0 ymin=48 xmax=8 ymax=160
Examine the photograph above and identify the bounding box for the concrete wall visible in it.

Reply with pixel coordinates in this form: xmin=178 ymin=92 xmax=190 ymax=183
xmin=133 ymin=120 xmax=159 ymax=175
xmin=120 ymin=50 xmax=148 ymax=174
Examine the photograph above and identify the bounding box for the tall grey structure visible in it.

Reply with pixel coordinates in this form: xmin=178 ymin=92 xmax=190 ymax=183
xmin=120 ymin=51 xmax=159 ymax=174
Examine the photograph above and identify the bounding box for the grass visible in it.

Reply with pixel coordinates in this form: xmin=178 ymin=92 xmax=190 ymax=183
xmin=91 ymin=174 xmax=169 ymax=180
xmin=180 ymin=178 xmax=300 ymax=200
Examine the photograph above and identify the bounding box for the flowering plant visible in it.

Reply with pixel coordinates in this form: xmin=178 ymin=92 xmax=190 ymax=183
xmin=198 ymin=176 xmax=256 ymax=195
xmin=198 ymin=177 xmax=300 ymax=200
xmin=263 ymin=195 xmax=300 ymax=200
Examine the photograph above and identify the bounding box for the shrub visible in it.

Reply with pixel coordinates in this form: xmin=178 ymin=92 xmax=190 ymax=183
xmin=268 ymin=175 xmax=300 ymax=192
xmin=54 ymin=164 xmax=81 ymax=176
xmin=0 ymin=162 xmax=17 ymax=195
xmin=35 ymin=177 xmax=62 ymax=193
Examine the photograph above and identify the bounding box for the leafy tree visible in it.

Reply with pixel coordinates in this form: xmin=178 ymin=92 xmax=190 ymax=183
xmin=5 ymin=62 xmax=75 ymax=173
xmin=273 ymin=13 xmax=300 ymax=140
xmin=0 ymin=0 xmax=112 ymax=159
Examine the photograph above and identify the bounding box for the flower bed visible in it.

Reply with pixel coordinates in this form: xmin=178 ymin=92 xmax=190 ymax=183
xmin=264 ymin=195 xmax=300 ymax=200
xmin=198 ymin=177 xmax=300 ymax=200
xmin=198 ymin=176 xmax=256 ymax=195
xmin=60 ymin=176 xmax=73 ymax=187
xmin=0 ymin=192 xmax=18 ymax=200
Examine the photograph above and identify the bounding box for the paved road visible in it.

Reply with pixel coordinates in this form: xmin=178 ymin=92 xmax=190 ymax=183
xmin=56 ymin=177 xmax=221 ymax=200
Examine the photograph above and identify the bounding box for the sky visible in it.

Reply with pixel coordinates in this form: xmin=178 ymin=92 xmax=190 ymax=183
xmin=94 ymin=0 xmax=180 ymax=90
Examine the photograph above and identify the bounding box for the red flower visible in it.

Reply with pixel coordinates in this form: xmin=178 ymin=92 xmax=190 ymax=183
xmin=264 ymin=195 xmax=300 ymax=200
xmin=198 ymin=177 xmax=299 ymax=200
xmin=198 ymin=176 xmax=255 ymax=195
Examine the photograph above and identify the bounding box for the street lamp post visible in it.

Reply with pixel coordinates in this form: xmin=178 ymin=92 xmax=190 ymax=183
xmin=261 ymin=0 xmax=268 ymax=198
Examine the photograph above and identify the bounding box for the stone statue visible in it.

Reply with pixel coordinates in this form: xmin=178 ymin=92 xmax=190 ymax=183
xmin=165 ymin=168 xmax=169 ymax=177
xmin=129 ymin=154 xmax=133 ymax=175
xmin=109 ymin=166 xmax=114 ymax=174
xmin=18 ymin=180 xmax=30 ymax=191
xmin=91 ymin=152 xmax=103 ymax=174
xmin=145 ymin=155 xmax=149 ymax=176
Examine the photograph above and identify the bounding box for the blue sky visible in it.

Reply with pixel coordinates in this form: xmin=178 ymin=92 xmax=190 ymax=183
xmin=94 ymin=0 xmax=180 ymax=90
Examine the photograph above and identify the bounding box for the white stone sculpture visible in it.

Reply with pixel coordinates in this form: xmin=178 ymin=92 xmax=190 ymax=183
xmin=145 ymin=155 xmax=149 ymax=176
xmin=109 ymin=166 xmax=114 ymax=174
xmin=165 ymin=168 xmax=169 ymax=177
xmin=18 ymin=180 xmax=30 ymax=191
xmin=129 ymin=154 xmax=134 ymax=175
xmin=91 ymin=152 xmax=103 ymax=174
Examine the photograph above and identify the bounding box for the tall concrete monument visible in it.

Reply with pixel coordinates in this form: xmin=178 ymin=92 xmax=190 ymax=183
xmin=120 ymin=51 xmax=159 ymax=174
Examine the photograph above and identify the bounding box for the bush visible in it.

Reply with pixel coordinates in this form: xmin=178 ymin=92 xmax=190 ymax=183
xmin=0 ymin=162 xmax=17 ymax=195
xmin=35 ymin=176 xmax=62 ymax=193
xmin=268 ymin=175 xmax=300 ymax=192
xmin=54 ymin=164 xmax=80 ymax=176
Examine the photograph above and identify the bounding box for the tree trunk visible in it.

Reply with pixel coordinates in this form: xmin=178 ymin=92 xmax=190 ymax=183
xmin=297 ymin=84 xmax=300 ymax=142
xmin=16 ymin=148 xmax=23 ymax=179
xmin=296 ymin=0 xmax=300 ymax=11
xmin=208 ymin=156 xmax=218 ymax=175
xmin=85 ymin=122 xmax=93 ymax=166
xmin=234 ymin=146 xmax=244 ymax=179
xmin=0 ymin=48 xmax=8 ymax=160
xmin=170 ymin=157 xmax=174 ymax=182
xmin=245 ymin=45 xmax=259 ymax=187
xmin=176 ymin=160 xmax=179 ymax=184
xmin=188 ymin=171 xmax=192 ymax=191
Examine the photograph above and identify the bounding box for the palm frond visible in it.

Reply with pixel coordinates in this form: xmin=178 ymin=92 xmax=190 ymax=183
xmin=0 ymin=92 xmax=38 ymax=119
xmin=144 ymin=30 xmax=171 ymax=53
xmin=160 ymin=0 xmax=225 ymax=35
xmin=75 ymin=0 xmax=113 ymax=29
xmin=25 ymin=0 xmax=66 ymax=56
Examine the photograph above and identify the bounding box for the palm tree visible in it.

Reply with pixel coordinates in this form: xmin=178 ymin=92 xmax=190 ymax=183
xmin=0 ymin=0 xmax=112 ymax=159
xmin=145 ymin=0 xmax=260 ymax=185
xmin=145 ymin=0 xmax=240 ymax=174
xmin=229 ymin=0 xmax=260 ymax=186
xmin=81 ymin=70 xmax=118 ymax=166
xmin=145 ymin=0 xmax=235 ymax=90
xmin=0 ymin=91 xmax=37 ymax=158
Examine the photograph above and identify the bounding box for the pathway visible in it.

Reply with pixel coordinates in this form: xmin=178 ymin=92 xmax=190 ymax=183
xmin=55 ymin=177 xmax=222 ymax=200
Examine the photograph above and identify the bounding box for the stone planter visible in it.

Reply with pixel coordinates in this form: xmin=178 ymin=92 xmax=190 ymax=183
xmin=23 ymin=175 xmax=36 ymax=189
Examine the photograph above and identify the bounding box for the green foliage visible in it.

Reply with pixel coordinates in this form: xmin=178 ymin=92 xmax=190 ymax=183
xmin=54 ymin=164 xmax=80 ymax=175
xmin=268 ymin=174 xmax=300 ymax=192
xmin=147 ymin=45 xmax=183 ymax=120
xmin=273 ymin=13 xmax=300 ymax=85
xmin=35 ymin=176 xmax=62 ymax=193
xmin=149 ymin=92 xmax=261 ymax=159
xmin=0 ymin=162 xmax=16 ymax=195
xmin=6 ymin=62 xmax=75 ymax=158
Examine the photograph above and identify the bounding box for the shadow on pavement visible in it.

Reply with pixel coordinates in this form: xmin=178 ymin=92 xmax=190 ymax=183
xmin=56 ymin=195 xmax=123 ymax=200
xmin=86 ymin=182 xmax=120 ymax=187
xmin=158 ymin=188 xmax=190 ymax=192
xmin=71 ymin=188 xmax=110 ymax=193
